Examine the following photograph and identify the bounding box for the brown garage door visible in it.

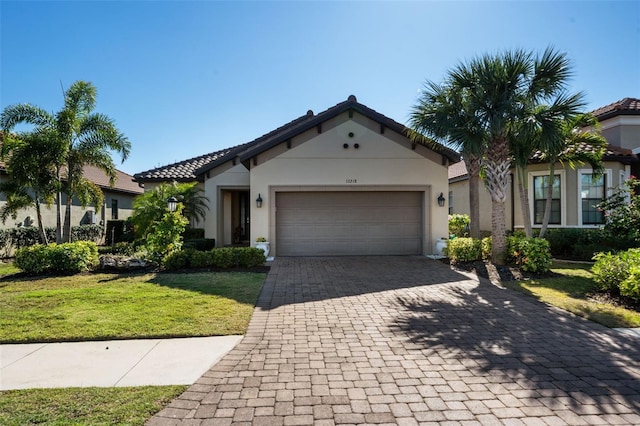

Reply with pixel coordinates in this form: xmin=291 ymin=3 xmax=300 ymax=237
xmin=276 ymin=191 xmax=423 ymax=256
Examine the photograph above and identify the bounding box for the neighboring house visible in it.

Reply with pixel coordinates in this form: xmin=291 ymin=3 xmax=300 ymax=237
xmin=0 ymin=162 xmax=143 ymax=230
xmin=448 ymin=97 xmax=640 ymax=233
xmin=135 ymin=95 xmax=459 ymax=256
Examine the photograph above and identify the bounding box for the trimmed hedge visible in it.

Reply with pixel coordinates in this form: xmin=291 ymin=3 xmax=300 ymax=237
xmin=592 ymin=248 xmax=640 ymax=300
xmin=0 ymin=225 xmax=103 ymax=255
xmin=105 ymin=220 xmax=134 ymax=245
xmin=182 ymin=227 xmax=205 ymax=240
xmin=14 ymin=241 xmax=99 ymax=275
xmin=182 ymin=238 xmax=216 ymax=251
xmin=446 ymin=238 xmax=482 ymax=263
xmin=163 ymin=247 xmax=266 ymax=270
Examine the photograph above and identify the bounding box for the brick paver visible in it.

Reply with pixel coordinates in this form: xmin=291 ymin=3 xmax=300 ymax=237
xmin=148 ymin=257 xmax=640 ymax=425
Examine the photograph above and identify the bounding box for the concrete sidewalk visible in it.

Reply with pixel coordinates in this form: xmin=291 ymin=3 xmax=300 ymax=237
xmin=0 ymin=335 xmax=242 ymax=390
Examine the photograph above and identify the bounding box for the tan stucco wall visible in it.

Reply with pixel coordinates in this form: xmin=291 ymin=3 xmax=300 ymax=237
xmin=449 ymin=175 xmax=514 ymax=233
xmin=247 ymin=113 xmax=450 ymax=256
xmin=600 ymin=116 xmax=640 ymax=152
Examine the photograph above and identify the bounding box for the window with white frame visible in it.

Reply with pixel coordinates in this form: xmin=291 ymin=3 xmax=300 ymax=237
xmin=579 ymin=171 xmax=607 ymax=225
xmin=533 ymin=174 xmax=561 ymax=225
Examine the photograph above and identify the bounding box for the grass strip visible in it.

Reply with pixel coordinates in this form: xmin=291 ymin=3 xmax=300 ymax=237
xmin=0 ymin=385 xmax=187 ymax=425
xmin=0 ymin=271 xmax=265 ymax=343
xmin=503 ymin=261 xmax=640 ymax=328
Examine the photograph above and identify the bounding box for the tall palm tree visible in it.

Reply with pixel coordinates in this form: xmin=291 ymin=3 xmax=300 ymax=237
xmin=537 ymin=112 xmax=606 ymax=237
xmin=411 ymin=47 xmax=584 ymax=264
xmin=0 ymin=130 xmax=63 ymax=243
xmin=1 ymin=81 xmax=130 ymax=242
xmin=57 ymin=81 xmax=130 ymax=242
xmin=408 ymin=81 xmax=484 ymax=239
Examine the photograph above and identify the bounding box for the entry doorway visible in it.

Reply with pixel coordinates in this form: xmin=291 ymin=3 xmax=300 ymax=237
xmin=222 ymin=189 xmax=250 ymax=246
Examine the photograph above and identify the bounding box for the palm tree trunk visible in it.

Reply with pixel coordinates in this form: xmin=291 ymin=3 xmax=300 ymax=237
xmin=517 ymin=166 xmax=533 ymax=237
xmin=466 ymin=155 xmax=481 ymax=239
xmin=539 ymin=162 xmax=556 ymax=238
xmin=56 ymin=168 xmax=62 ymax=243
xmin=484 ymin=137 xmax=511 ymax=265
xmin=35 ymin=199 xmax=48 ymax=245
xmin=63 ymin=197 xmax=72 ymax=242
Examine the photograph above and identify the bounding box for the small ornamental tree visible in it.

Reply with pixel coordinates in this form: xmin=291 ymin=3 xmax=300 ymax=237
xmin=597 ymin=176 xmax=640 ymax=247
xmin=145 ymin=205 xmax=188 ymax=263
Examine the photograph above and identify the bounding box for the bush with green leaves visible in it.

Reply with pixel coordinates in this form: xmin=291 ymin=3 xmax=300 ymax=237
xmin=182 ymin=227 xmax=205 ymax=240
xmin=592 ymin=248 xmax=640 ymax=295
xmin=163 ymin=247 xmax=266 ymax=270
xmin=14 ymin=241 xmax=98 ymax=275
xmin=145 ymin=207 xmax=188 ymax=264
xmin=446 ymin=237 xmax=482 ymax=263
xmin=481 ymin=236 xmax=492 ymax=260
xmin=448 ymin=214 xmax=470 ymax=237
xmin=541 ymin=227 xmax=630 ymax=261
xmin=597 ymin=176 xmax=640 ymax=247
xmin=620 ymin=264 xmax=640 ymax=301
xmin=182 ymin=238 xmax=216 ymax=251
xmin=510 ymin=237 xmax=552 ymax=273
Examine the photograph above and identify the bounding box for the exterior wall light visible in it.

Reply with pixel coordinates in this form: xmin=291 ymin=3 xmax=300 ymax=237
xmin=256 ymin=193 xmax=263 ymax=208
xmin=167 ymin=196 xmax=178 ymax=212
xmin=437 ymin=192 xmax=445 ymax=207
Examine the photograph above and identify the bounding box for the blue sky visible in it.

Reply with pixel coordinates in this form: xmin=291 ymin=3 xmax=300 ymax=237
xmin=2 ymin=1 xmax=639 ymax=176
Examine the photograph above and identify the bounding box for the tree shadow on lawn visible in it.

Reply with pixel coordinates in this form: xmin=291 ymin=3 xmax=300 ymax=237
xmin=392 ymin=280 xmax=640 ymax=416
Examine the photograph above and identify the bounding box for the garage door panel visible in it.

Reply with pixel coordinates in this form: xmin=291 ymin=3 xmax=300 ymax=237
xmin=276 ymin=191 xmax=423 ymax=256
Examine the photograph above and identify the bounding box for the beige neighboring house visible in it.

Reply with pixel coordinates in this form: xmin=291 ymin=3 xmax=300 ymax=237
xmin=0 ymin=163 xmax=143 ymax=230
xmin=448 ymin=97 xmax=640 ymax=233
xmin=135 ymin=95 xmax=459 ymax=256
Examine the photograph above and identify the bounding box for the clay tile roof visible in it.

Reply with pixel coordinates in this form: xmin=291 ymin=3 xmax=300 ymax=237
xmin=448 ymin=161 xmax=468 ymax=181
xmin=82 ymin=165 xmax=143 ymax=195
xmin=135 ymin=111 xmax=317 ymax=182
xmin=591 ymin=97 xmax=640 ymax=120
xmin=529 ymin=143 xmax=637 ymax=163
xmin=133 ymin=141 xmax=257 ymax=183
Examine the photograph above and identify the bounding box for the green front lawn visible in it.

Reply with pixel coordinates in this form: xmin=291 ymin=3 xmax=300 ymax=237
xmin=503 ymin=261 xmax=640 ymax=328
xmin=0 ymin=386 xmax=187 ymax=425
xmin=0 ymin=271 xmax=265 ymax=343
xmin=0 ymin=261 xmax=20 ymax=277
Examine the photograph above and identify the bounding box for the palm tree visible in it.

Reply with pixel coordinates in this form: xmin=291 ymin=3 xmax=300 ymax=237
xmin=129 ymin=181 xmax=209 ymax=239
xmin=1 ymin=81 xmax=130 ymax=243
xmin=411 ymin=47 xmax=584 ymax=264
xmin=0 ymin=130 xmax=63 ymax=243
xmin=537 ymin=113 xmax=606 ymax=237
xmin=408 ymin=81 xmax=484 ymax=239
xmin=56 ymin=81 xmax=130 ymax=242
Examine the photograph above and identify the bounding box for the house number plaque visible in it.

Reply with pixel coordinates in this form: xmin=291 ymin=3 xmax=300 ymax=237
xmin=346 ymin=179 xmax=357 ymax=183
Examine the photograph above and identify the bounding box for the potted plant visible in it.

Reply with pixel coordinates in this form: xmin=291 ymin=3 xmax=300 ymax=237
xmin=255 ymin=237 xmax=270 ymax=257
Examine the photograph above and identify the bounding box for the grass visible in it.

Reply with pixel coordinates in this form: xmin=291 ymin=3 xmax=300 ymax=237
xmin=503 ymin=261 xmax=640 ymax=328
xmin=0 ymin=261 xmax=20 ymax=277
xmin=0 ymin=271 xmax=265 ymax=343
xmin=0 ymin=386 xmax=187 ymax=425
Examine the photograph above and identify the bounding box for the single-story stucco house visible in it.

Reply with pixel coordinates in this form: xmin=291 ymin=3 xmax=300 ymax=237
xmin=448 ymin=97 xmax=640 ymax=233
xmin=135 ymin=96 xmax=459 ymax=256
xmin=0 ymin=162 xmax=143 ymax=230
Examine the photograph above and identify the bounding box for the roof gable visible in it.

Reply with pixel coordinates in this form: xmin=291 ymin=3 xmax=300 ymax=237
xmin=230 ymin=95 xmax=459 ymax=170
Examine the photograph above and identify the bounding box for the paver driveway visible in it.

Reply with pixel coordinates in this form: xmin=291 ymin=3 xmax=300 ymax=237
xmin=149 ymin=257 xmax=640 ymax=425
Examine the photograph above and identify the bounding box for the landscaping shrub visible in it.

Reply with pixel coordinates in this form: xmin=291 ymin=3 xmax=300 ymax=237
xmin=620 ymin=264 xmax=640 ymax=301
xmin=446 ymin=237 xmax=481 ymax=263
xmin=541 ymin=228 xmax=631 ymax=261
xmin=592 ymin=248 xmax=640 ymax=294
xmin=481 ymin=236 xmax=492 ymax=260
xmin=448 ymin=214 xmax=470 ymax=237
xmin=510 ymin=237 xmax=552 ymax=273
xmin=597 ymin=176 xmax=640 ymax=247
xmin=145 ymin=208 xmax=188 ymax=264
xmin=182 ymin=238 xmax=216 ymax=251
xmin=98 ymin=241 xmax=139 ymax=256
xmin=162 ymin=247 xmax=266 ymax=270
xmin=182 ymin=227 xmax=205 ymax=240
xmin=15 ymin=241 xmax=98 ymax=275
xmin=105 ymin=220 xmax=135 ymax=245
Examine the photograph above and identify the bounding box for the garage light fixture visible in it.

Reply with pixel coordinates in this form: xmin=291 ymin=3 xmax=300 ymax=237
xmin=256 ymin=194 xmax=263 ymax=208
xmin=437 ymin=192 xmax=445 ymax=207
